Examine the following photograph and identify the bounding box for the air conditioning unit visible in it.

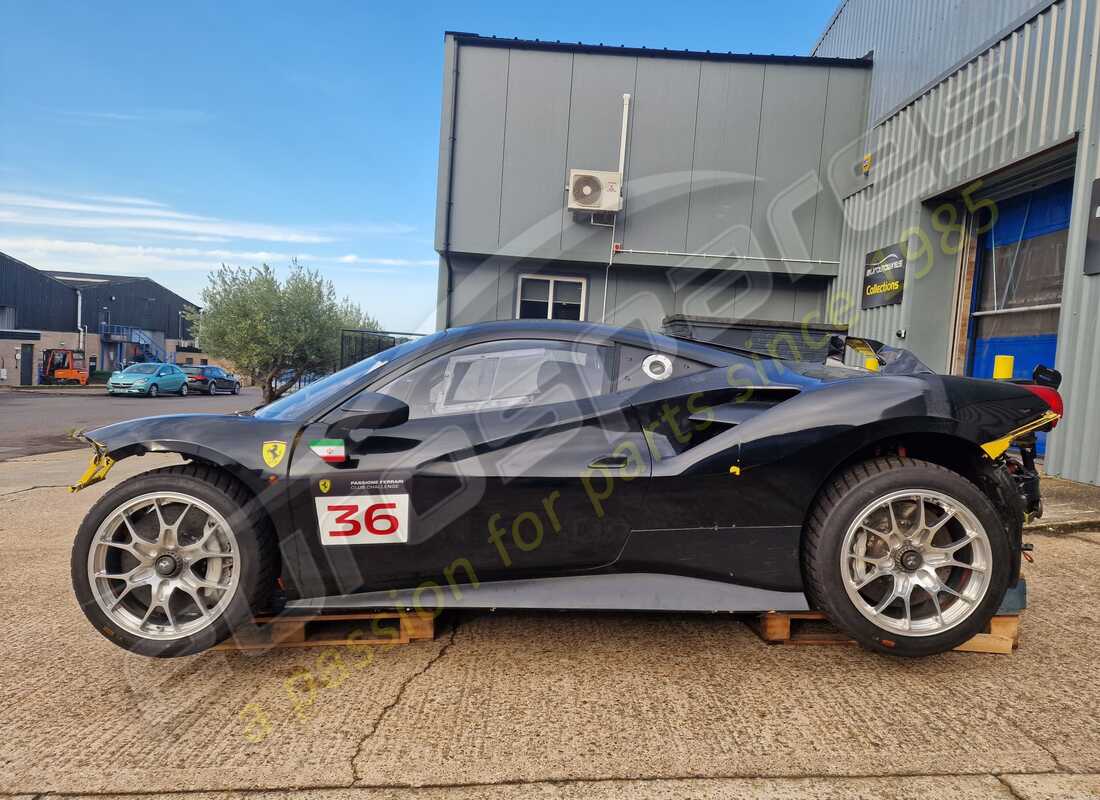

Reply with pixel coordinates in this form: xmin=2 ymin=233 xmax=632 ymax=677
xmin=567 ymin=169 xmax=623 ymax=213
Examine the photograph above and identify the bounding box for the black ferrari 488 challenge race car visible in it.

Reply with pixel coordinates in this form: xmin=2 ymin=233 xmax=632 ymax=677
xmin=68 ymin=320 xmax=1063 ymax=658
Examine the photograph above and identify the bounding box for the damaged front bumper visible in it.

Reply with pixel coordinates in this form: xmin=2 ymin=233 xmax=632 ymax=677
xmin=68 ymin=434 xmax=115 ymax=493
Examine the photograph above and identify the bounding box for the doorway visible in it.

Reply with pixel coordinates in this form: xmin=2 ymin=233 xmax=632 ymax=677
xmin=965 ymin=177 xmax=1072 ymax=452
xmin=19 ymin=344 xmax=34 ymax=385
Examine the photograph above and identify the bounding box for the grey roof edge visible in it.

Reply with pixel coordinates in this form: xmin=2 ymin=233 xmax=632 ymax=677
xmin=48 ymin=272 xmax=200 ymax=310
xmin=445 ymin=30 xmax=872 ymax=69
xmin=0 ymin=251 xmax=83 ymax=294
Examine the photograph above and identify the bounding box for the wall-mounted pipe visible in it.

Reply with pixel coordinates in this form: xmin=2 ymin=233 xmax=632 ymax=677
xmin=617 ymin=93 xmax=631 ymax=177
xmin=614 ymin=247 xmax=840 ymax=266
xmin=441 ymin=41 xmax=462 ymax=330
xmin=601 ymin=93 xmax=632 ymax=324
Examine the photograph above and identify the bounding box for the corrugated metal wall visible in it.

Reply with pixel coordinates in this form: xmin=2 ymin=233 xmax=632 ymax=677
xmin=79 ymin=278 xmax=197 ymax=339
xmin=0 ymin=253 xmax=78 ymax=332
xmin=813 ymin=0 xmax=1052 ymax=124
xmin=824 ymin=0 xmax=1100 ymax=483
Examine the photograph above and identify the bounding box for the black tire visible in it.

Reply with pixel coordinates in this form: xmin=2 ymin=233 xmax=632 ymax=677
xmin=232 ymin=382 xmax=240 ymax=395
xmin=178 ymin=382 xmax=188 ymax=396
xmin=208 ymin=381 xmax=217 ymax=395
xmin=148 ymin=383 xmax=159 ymax=398
xmin=71 ymin=464 xmax=278 ymax=657
xmin=803 ymin=456 xmax=1011 ymax=657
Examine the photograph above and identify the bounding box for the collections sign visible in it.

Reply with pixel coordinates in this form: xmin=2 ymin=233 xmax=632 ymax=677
xmin=862 ymin=244 xmax=907 ymax=309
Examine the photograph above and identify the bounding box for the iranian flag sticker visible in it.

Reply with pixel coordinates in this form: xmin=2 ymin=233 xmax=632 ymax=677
xmin=309 ymin=438 xmax=346 ymax=464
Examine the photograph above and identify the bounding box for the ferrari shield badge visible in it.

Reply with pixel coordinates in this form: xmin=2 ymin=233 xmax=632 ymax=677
xmin=262 ymin=440 xmax=287 ymax=469
xmin=319 ymin=479 xmax=332 ymax=494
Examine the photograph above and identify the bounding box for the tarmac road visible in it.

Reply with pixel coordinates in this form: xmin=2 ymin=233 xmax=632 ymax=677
xmin=0 ymin=386 xmax=262 ymax=460
xmin=1 ymin=449 xmax=1099 ymax=798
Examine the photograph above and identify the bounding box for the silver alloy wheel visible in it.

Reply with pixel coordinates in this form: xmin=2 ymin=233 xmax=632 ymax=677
xmin=87 ymin=492 xmax=240 ymax=641
xmin=840 ymin=489 xmax=993 ymax=637
xmin=149 ymin=384 xmax=158 ymax=397
xmin=180 ymin=383 xmax=188 ymax=396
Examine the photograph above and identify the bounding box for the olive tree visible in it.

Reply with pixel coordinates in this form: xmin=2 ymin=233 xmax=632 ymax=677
xmin=187 ymin=262 xmax=378 ymax=403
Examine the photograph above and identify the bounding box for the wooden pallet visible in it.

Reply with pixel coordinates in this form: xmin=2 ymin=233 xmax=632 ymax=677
xmin=750 ymin=611 xmax=1020 ymax=655
xmin=214 ymin=610 xmax=435 ymax=651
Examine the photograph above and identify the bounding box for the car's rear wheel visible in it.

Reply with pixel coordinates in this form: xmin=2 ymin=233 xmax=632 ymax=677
xmin=178 ymin=382 xmax=188 ymax=396
xmin=71 ymin=465 xmax=278 ymax=656
xmin=803 ymin=457 xmax=1010 ymax=657
xmin=232 ymin=382 xmax=240 ymax=395
xmin=208 ymin=381 xmax=217 ymax=395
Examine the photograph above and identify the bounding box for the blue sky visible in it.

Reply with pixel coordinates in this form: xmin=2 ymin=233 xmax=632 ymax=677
xmin=0 ymin=1 xmax=839 ymax=332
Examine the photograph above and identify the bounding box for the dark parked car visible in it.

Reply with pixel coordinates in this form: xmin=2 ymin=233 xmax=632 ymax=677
xmin=68 ymin=321 xmax=1061 ymax=658
xmin=181 ymin=365 xmax=241 ymax=395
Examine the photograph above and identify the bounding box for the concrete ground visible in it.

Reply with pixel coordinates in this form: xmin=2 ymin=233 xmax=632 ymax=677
xmin=0 ymin=387 xmax=262 ymax=460
xmin=2 ymin=450 xmax=1100 ymax=799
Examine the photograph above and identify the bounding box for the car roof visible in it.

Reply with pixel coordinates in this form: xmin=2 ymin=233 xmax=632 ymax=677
xmin=437 ymin=319 xmax=747 ymax=364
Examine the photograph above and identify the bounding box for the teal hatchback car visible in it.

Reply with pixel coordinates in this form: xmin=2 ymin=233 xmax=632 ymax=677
xmin=107 ymin=363 xmax=189 ymax=397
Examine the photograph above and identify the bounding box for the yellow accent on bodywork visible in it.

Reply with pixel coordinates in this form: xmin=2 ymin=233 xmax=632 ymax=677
xmin=980 ymin=410 xmax=1061 ymax=459
xmin=729 ymin=465 xmax=741 ymax=476
xmin=69 ymin=449 xmax=115 ymax=492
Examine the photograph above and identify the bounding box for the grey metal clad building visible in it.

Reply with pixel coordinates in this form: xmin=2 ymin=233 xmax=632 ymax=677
xmin=435 ymin=3 xmax=1100 ymax=485
xmin=434 ymin=33 xmax=872 ymax=332
xmin=813 ymin=0 xmax=1100 ymax=485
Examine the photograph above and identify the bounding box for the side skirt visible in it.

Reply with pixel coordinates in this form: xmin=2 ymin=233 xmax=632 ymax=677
xmin=285 ymin=572 xmax=810 ymax=614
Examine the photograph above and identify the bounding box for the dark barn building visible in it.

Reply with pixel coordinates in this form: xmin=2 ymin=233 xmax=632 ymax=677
xmin=0 ymin=252 xmax=201 ymax=385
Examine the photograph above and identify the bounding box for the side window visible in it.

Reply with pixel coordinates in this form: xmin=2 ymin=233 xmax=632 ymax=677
xmin=378 ymin=340 xmax=611 ymax=419
xmin=616 ymin=345 xmax=709 ymax=391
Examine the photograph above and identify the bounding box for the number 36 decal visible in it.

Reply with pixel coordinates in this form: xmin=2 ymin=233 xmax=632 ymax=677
xmin=314 ymin=494 xmax=409 ymax=545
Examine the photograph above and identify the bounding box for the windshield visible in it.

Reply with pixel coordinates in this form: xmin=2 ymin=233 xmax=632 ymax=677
xmin=254 ymin=332 xmax=444 ymax=421
xmin=122 ymin=364 xmax=159 ymax=375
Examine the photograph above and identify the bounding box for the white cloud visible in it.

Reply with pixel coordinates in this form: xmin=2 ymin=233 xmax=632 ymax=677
xmin=336 ymin=254 xmax=436 ymax=266
xmin=318 ymin=221 xmax=418 ymax=237
xmin=52 ymin=108 xmax=212 ymax=125
xmin=0 ymin=190 xmax=422 ymax=246
xmin=0 ymin=237 xmax=434 ymax=278
xmin=77 ymin=193 xmax=167 ymax=208
xmin=0 ymin=192 xmax=207 ymax=221
xmin=0 ymin=206 xmax=333 ymax=244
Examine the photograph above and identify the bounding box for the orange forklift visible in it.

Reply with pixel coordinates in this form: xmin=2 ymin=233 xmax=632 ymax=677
xmin=40 ymin=348 xmax=91 ymax=385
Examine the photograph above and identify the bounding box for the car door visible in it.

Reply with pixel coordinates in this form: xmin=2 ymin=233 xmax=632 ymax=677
xmin=613 ymin=343 xmax=807 ymax=591
xmin=285 ymin=338 xmax=653 ymax=600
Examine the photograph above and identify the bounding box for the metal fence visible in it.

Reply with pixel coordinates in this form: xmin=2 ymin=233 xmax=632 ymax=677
xmin=339 ymin=329 xmax=421 ymax=369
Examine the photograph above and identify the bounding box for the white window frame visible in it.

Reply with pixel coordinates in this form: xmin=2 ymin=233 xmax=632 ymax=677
xmin=515 ymin=274 xmax=587 ymax=321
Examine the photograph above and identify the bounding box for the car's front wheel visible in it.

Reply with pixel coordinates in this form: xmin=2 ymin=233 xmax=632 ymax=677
xmin=148 ymin=383 xmax=159 ymax=398
xmin=803 ymin=457 xmax=1010 ymax=657
xmin=71 ymin=465 xmax=278 ymax=656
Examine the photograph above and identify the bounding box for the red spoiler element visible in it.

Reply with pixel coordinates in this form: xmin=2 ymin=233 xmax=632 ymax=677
xmin=1021 ymin=384 xmax=1063 ymax=427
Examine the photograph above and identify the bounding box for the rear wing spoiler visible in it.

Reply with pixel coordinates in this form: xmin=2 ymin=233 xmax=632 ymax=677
xmin=829 ymin=335 xmax=936 ymax=375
